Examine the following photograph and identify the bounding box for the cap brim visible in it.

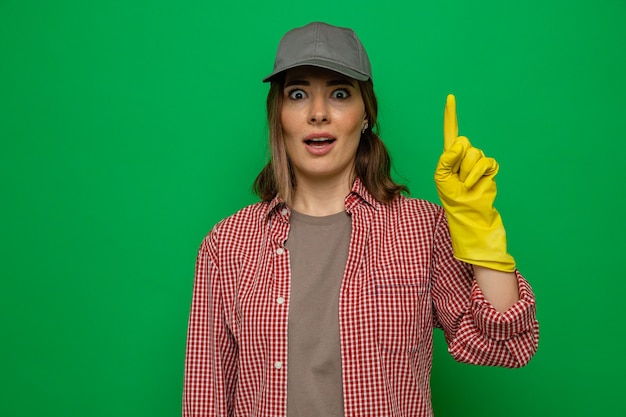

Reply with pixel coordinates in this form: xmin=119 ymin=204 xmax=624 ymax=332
xmin=262 ymin=59 xmax=370 ymax=83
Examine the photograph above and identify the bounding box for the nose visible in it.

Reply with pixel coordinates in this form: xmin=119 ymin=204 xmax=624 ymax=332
xmin=308 ymin=95 xmax=329 ymax=124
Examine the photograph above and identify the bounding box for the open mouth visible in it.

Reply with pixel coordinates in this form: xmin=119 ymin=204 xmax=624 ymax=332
xmin=304 ymin=138 xmax=336 ymax=146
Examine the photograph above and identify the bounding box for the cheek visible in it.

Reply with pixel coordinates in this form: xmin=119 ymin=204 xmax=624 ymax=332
xmin=340 ymin=108 xmax=366 ymax=134
xmin=280 ymin=107 xmax=299 ymax=138
xmin=280 ymin=111 xmax=298 ymax=157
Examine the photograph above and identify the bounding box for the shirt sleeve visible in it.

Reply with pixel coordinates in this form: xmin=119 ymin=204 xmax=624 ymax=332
xmin=431 ymin=208 xmax=539 ymax=368
xmin=183 ymin=230 xmax=238 ymax=416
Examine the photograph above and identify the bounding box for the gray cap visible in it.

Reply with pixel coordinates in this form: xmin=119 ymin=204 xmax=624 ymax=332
xmin=263 ymin=22 xmax=372 ymax=83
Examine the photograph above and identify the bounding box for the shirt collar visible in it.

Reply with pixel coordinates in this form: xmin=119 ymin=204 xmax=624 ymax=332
xmin=264 ymin=177 xmax=379 ymax=219
xmin=265 ymin=194 xmax=287 ymax=218
xmin=344 ymin=177 xmax=378 ymax=213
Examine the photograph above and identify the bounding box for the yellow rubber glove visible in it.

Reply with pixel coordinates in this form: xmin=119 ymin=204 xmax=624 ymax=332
xmin=434 ymin=94 xmax=516 ymax=272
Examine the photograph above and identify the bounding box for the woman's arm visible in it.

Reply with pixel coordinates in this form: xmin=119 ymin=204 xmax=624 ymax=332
xmin=473 ymin=266 xmax=519 ymax=314
xmin=183 ymin=234 xmax=237 ymax=416
xmin=431 ymin=209 xmax=538 ymax=368
xmin=431 ymin=94 xmax=538 ymax=367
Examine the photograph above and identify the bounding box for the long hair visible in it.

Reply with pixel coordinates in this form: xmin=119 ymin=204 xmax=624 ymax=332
xmin=253 ymin=74 xmax=408 ymax=203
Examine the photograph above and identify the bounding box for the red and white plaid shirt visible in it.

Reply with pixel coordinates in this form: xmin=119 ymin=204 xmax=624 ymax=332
xmin=183 ymin=178 xmax=539 ymax=417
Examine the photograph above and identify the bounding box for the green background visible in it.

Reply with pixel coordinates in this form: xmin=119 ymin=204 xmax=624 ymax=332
xmin=1 ymin=0 xmax=625 ymax=416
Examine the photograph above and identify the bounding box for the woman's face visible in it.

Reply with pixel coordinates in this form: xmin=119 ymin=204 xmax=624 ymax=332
xmin=281 ymin=66 xmax=367 ymax=185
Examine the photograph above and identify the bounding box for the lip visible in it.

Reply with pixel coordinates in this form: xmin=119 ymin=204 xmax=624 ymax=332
xmin=304 ymin=132 xmax=336 ymax=141
xmin=303 ymin=132 xmax=336 ymax=156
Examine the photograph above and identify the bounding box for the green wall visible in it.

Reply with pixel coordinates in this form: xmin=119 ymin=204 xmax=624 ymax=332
xmin=1 ymin=0 xmax=625 ymax=416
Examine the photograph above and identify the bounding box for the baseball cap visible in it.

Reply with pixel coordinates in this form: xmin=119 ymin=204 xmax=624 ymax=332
xmin=262 ymin=22 xmax=372 ymax=83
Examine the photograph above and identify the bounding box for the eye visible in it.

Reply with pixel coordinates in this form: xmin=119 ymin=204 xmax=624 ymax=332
xmin=287 ymin=89 xmax=306 ymax=100
xmin=332 ymin=88 xmax=351 ymax=99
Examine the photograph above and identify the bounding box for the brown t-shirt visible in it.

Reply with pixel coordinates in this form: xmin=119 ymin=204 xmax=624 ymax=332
xmin=285 ymin=210 xmax=351 ymax=417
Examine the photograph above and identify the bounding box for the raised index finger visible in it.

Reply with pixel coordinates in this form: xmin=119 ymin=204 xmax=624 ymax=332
xmin=443 ymin=94 xmax=458 ymax=151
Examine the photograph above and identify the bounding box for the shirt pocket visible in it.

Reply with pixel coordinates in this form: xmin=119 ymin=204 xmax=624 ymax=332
xmin=373 ymin=274 xmax=431 ymax=354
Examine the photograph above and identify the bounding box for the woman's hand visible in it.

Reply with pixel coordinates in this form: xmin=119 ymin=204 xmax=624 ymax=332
xmin=434 ymin=94 xmax=516 ymax=273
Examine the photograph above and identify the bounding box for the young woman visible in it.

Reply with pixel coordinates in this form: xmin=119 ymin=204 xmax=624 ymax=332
xmin=183 ymin=22 xmax=538 ymax=417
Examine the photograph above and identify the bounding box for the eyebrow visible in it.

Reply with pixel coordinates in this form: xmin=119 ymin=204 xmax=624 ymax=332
xmin=284 ymin=78 xmax=355 ymax=88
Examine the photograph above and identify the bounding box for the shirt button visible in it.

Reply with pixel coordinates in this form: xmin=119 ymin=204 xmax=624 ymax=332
xmin=280 ymin=208 xmax=288 ymax=216
xmin=276 ymin=297 xmax=285 ymax=305
xmin=274 ymin=361 xmax=283 ymax=370
xmin=276 ymin=247 xmax=284 ymax=255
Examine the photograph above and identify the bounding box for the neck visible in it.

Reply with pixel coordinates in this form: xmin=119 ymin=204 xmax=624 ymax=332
xmin=290 ymin=174 xmax=353 ymax=216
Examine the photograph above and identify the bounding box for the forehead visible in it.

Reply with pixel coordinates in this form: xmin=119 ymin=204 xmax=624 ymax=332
xmin=283 ymin=66 xmax=357 ymax=84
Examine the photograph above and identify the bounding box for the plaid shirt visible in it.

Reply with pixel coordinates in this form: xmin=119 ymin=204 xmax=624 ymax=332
xmin=183 ymin=178 xmax=539 ymax=417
